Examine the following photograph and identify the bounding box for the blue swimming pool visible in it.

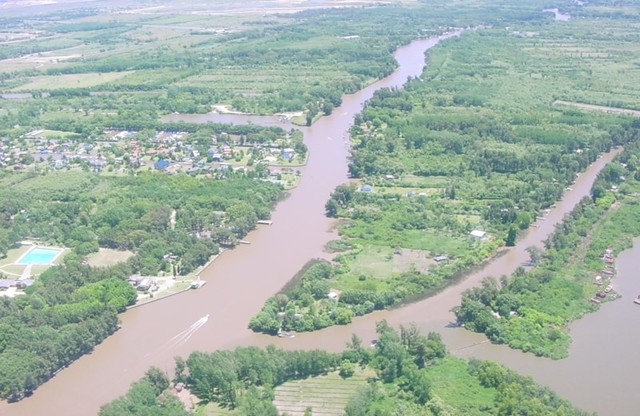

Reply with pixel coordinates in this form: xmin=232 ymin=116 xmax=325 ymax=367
xmin=17 ymin=247 xmax=62 ymax=264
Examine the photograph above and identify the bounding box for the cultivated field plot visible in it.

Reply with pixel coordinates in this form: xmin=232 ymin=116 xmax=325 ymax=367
xmin=273 ymin=371 xmax=370 ymax=416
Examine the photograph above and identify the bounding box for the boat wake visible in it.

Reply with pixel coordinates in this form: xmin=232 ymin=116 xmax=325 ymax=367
xmin=145 ymin=314 xmax=210 ymax=357
xmin=167 ymin=314 xmax=210 ymax=348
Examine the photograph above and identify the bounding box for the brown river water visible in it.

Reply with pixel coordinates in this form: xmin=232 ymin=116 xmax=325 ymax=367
xmin=2 ymin=33 xmax=637 ymax=416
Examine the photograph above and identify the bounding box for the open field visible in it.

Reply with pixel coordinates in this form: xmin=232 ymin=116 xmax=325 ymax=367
xmin=348 ymin=246 xmax=436 ymax=279
xmin=12 ymin=71 xmax=133 ymax=91
xmin=85 ymin=248 xmax=134 ymax=267
xmin=424 ymin=357 xmax=495 ymax=414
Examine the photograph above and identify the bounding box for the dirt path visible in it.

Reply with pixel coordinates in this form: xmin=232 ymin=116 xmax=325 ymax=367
xmin=554 ymin=100 xmax=640 ymax=116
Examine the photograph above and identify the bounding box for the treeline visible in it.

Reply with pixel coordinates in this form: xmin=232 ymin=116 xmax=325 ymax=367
xmin=455 ymin=144 xmax=640 ymax=358
xmin=102 ymin=322 xmax=590 ymax=415
xmin=0 ymin=262 xmax=136 ymax=401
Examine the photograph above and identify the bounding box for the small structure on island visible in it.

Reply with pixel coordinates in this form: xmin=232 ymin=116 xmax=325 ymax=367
xmin=359 ymin=184 xmax=373 ymax=193
xmin=470 ymin=230 xmax=487 ymax=240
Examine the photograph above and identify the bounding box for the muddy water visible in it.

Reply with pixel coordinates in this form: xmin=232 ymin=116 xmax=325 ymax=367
xmin=1 ymin=31 xmax=628 ymax=415
xmin=1 ymin=34 xmax=454 ymax=416
xmin=455 ymin=238 xmax=640 ymax=416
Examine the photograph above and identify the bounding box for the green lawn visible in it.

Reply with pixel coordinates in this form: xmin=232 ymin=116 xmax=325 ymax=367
xmin=349 ymin=246 xmax=394 ymax=279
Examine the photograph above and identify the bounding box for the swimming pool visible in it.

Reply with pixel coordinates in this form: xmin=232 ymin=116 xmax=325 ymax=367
xmin=16 ymin=247 xmax=63 ymax=265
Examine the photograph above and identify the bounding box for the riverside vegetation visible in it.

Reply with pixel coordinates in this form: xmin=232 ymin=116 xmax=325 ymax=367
xmin=250 ymin=0 xmax=640 ymax=335
xmin=101 ymin=323 xmax=592 ymax=416
xmin=455 ymin=141 xmax=640 ymax=359
xmin=0 ymin=170 xmax=281 ymax=400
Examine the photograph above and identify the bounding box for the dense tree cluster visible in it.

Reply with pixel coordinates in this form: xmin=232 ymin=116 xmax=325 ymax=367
xmin=0 ymin=171 xmax=281 ymax=274
xmin=0 ymin=262 xmax=135 ymax=401
xmin=249 ymin=260 xmax=356 ymax=334
xmin=99 ymin=367 xmax=188 ymax=416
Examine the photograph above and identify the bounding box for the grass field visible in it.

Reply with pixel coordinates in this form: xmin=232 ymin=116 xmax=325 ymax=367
xmin=85 ymin=248 xmax=134 ymax=267
xmin=424 ymin=357 xmax=495 ymax=415
xmin=349 ymin=246 xmax=436 ymax=279
xmin=273 ymin=370 xmax=372 ymax=416
xmin=348 ymin=246 xmax=393 ymax=279
xmin=194 ymin=402 xmax=232 ymax=416
xmin=12 ymin=71 xmax=133 ymax=91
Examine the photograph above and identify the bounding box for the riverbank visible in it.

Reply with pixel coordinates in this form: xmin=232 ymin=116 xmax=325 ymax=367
xmin=127 ymin=250 xmax=225 ymax=308
xmin=0 ymin=33 xmax=454 ymax=416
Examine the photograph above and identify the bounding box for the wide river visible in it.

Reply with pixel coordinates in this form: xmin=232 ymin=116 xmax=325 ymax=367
xmin=3 ymin=33 xmax=638 ymax=416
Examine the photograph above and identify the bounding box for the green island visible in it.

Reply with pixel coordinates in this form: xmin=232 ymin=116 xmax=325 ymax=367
xmin=455 ymin=141 xmax=640 ymax=358
xmin=100 ymin=323 xmax=592 ymax=416
xmin=250 ymin=1 xmax=640 ymax=335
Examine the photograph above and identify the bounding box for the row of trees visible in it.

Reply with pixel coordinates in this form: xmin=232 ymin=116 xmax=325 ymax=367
xmin=1 ymin=0 xmax=580 ymax=129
